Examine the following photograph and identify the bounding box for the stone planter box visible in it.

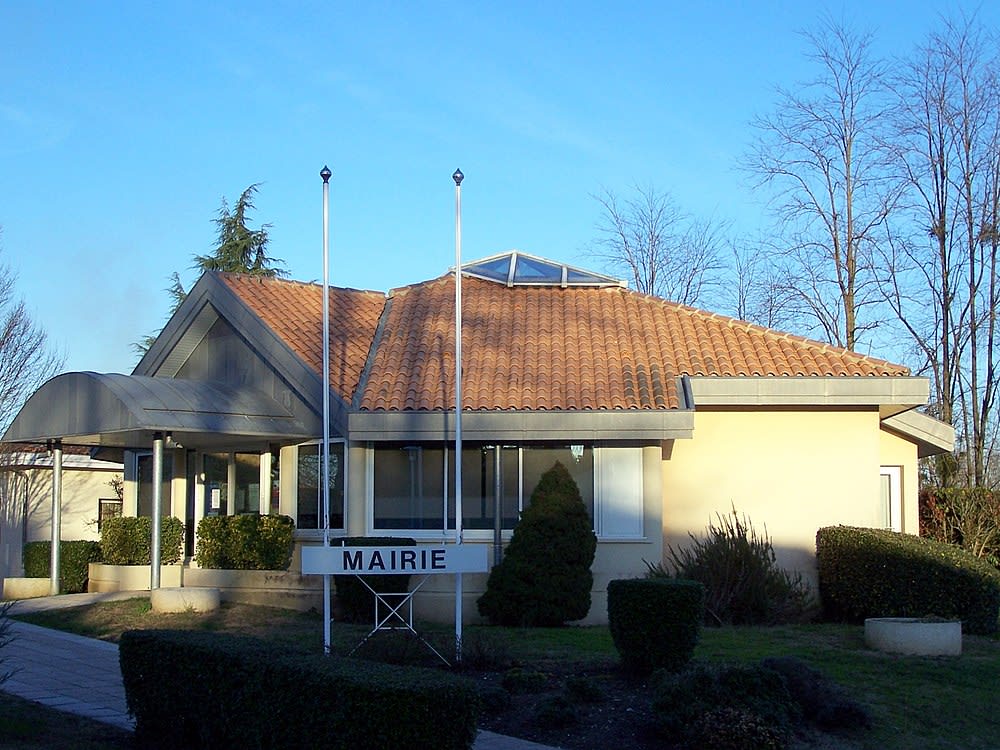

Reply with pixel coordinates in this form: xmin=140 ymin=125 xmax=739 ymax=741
xmin=88 ymin=563 xmax=183 ymax=592
xmin=151 ymin=587 xmax=221 ymax=613
xmin=2 ymin=577 xmax=54 ymax=600
xmin=864 ymin=617 xmax=962 ymax=656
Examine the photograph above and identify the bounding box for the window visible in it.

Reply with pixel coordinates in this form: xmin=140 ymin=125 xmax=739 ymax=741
xmin=137 ymin=453 xmax=173 ymax=517
xmin=203 ymin=452 xmax=229 ymax=516
xmin=879 ymin=466 xmax=902 ymax=532
xmin=296 ymin=442 xmax=345 ymax=530
xmin=371 ymin=442 xmax=644 ymax=539
xmin=98 ymin=498 xmax=123 ymax=531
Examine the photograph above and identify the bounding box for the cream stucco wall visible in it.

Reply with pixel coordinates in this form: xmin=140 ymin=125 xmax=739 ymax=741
xmin=879 ymin=427 xmax=920 ymax=533
xmin=661 ymin=408 xmax=915 ymax=590
xmin=0 ymin=463 xmax=122 ymax=579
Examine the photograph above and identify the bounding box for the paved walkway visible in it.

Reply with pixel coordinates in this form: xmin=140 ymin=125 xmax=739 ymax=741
xmin=1 ymin=592 xmax=559 ymax=749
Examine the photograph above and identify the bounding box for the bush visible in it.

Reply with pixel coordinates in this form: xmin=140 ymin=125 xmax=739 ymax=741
xmin=501 ymin=667 xmax=550 ymax=694
xmin=194 ymin=514 xmax=295 ymax=570
xmin=816 ymin=525 xmax=1000 ymax=635
xmin=531 ymin=695 xmax=577 ymax=729
xmin=100 ymin=516 xmax=184 ymax=565
xmin=119 ymin=629 xmax=479 ymax=750
xmin=656 ymin=509 xmax=812 ymax=626
xmin=333 ymin=537 xmax=416 ymax=622
xmin=477 ymin=461 xmax=597 ymax=626
xmin=920 ymin=487 xmax=1000 ymax=567
xmin=607 ymin=577 xmax=703 ymax=675
xmin=760 ymin=656 xmax=871 ymax=731
xmin=652 ymin=661 xmax=797 ymax=746
xmin=22 ymin=540 xmax=102 ymax=594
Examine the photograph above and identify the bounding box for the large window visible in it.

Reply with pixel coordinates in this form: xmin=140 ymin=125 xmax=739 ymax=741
xmin=371 ymin=443 xmax=643 ymax=538
xmin=137 ymin=453 xmax=173 ymax=518
xmin=297 ymin=442 xmax=345 ymax=530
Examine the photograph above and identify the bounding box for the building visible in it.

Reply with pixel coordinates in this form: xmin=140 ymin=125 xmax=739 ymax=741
xmin=3 ymin=251 xmax=954 ymax=622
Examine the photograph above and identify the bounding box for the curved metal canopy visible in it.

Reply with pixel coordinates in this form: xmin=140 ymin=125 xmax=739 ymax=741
xmin=3 ymin=372 xmax=318 ymax=450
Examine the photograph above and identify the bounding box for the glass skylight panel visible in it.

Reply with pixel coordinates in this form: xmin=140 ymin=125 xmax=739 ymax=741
xmin=467 ymin=256 xmax=511 ymax=282
xmin=513 ymin=256 xmax=562 ymax=284
xmin=461 ymin=251 xmax=625 ymax=288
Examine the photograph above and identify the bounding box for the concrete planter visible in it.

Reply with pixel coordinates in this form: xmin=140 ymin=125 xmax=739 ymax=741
xmin=151 ymin=587 xmax=221 ymax=613
xmin=2 ymin=577 xmax=54 ymax=600
xmin=864 ymin=617 xmax=962 ymax=656
xmin=88 ymin=563 xmax=183 ymax=592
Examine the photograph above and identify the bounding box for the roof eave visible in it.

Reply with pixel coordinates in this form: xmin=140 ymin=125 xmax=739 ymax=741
xmin=688 ymin=375 xmax=928 ymax=416
xmin=881 ymin=409 xmax=955 ymax=457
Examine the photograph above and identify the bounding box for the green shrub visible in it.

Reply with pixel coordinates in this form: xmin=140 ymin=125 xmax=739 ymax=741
xmin=333 ymin=537 xmax=416 ymax=622
xmin=459 ymin=630 xmax=513 ymax=672
xmin=656 ymin=509 xmax=812 ymax=625
xmin=501 ymin=667 xmax=550 ymax=694
xmin=607 ymin=577 xmax=703 ymax=675
xmin=21 ymin=540 xmax=102 ymax=594
xmin=688 ymin=706 xmax=787 ymax=750
xmin=119 ymin=629 xmax=479 ymax=749
xmin=564 ymin=674 xmax=605 ymax=703
xmin=100 ymin=516 xmax=184 ymax=565
xmin=194 ymin=514 xmax=295 ymax=570
xmin=531 ymin=695 xmax=577 ymax=729
xmin=920 ymin=487 xmax=1000 ymax=567
xmin=652 ymin=661 xmax=797 ymax=746
xmin=477 ymin=461 xmax=597 ymax=626
xmin=816 ymin=525 xmax=1000 ymax=634
xmin=760 ymin=656 xmax=871 ymax=731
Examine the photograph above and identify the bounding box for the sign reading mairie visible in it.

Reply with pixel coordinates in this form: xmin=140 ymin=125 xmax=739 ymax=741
xmin=301 ymin=545 xmax=488 ymax=576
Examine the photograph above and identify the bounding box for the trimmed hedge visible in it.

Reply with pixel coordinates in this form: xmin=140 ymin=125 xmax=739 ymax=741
xmin=100 ymin=516 xmax=184 ymax=565
xmin=22 ymin=540 xmax=102 ymax=594
xmin=334 ymin=537 xmax=416 ymax=622
xmin=607 ymin=577 xmax=704 ymax=675
xmin=195 ymin=514 xmax=295 ymax=570
xmin=816 ymin=525 xmax=1000 ymax=634
xmin=119 ymin=629 xmax=479 ymax=750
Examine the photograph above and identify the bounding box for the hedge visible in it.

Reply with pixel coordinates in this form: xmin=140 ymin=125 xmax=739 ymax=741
xmin=195 ymin=514 xmax=295 ymax=570
xmin=100 ymin=516 xmax=184 ymax=565
xmin=816 ymin=525 xmax=1000 ymax=634
xmin=22 ymin=540 xmax=102 ymax=594
xmin=334 ymin=537 xmax=416 ymax=622
xmin=607 ymin=577 xmax=704 ymax=675
xmin=119 ymin=629 xmax=479 ymax=750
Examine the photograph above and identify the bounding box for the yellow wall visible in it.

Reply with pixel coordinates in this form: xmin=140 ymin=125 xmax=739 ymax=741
xmin=661 ymin=408 xmax=912 ymax=589
xmin=879 ymin=428 xmax=919 ymax=533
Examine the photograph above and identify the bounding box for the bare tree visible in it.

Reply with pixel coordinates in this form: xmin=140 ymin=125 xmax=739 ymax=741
xmin=0 ymin=239 xmax=63 ymax=436
xmin=728 ymin=240 xmax=794 ymax=329
xmin=882 ymin=14 xmax=1000 ymax=487
xmin=589 ymin=185 xmax=726 ymax=306
xmin=744 ymin=19 xmax=898 ymax=351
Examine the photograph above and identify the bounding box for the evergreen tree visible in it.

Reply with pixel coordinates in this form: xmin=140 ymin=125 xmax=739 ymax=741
xmin=477 ymin=461 xmax=598 ymax=626
xmin=134 ymin=184 xmax=285 ymax=356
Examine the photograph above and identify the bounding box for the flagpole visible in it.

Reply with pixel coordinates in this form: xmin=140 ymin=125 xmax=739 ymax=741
xmin=452 ymin=168 xmax=464 ymax=664
xmin=320 ymin=164 xmax=333 ymax=656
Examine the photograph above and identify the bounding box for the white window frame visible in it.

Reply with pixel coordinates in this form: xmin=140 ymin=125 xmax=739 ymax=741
xmin=879 ymin=466 xmax=902 ymax=532
xmin=293 ymin=440 xmax=348 ymax=540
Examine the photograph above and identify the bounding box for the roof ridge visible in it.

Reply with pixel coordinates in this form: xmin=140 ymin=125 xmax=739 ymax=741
xmin=218 ymin=271 xmax=386 ymax=298
xmin=353 ymin=296 xmax=394 ymax=409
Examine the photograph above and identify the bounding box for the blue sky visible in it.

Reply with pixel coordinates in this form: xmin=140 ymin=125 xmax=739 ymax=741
xmin=2 ymin=1 xmax=997 ymax=375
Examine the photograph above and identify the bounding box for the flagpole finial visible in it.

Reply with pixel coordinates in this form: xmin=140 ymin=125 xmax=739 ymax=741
xmin=320 ymin=165 xmax=332 ymax=183
xmin=452 ymin=168 xmax=464 ymax=186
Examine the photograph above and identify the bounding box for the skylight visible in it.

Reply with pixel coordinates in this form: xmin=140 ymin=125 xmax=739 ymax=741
xmin=461 ymin=251 xmax=627 ymax=288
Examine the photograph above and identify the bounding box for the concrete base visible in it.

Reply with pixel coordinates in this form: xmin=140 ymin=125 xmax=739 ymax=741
xmin=2 ymin=577 xmax=54 ymax=600
xmin=864 ymin=617 xmax=962 ymax=656
xmin=151 ymin=587 xmax=221 ymax=613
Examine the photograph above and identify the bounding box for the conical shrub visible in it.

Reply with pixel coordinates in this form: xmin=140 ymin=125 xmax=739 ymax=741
xmin=477 ymin=461 xmax=597 ymax=626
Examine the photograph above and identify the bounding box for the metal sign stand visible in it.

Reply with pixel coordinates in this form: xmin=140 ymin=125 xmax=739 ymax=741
xmin=348 ymin=575 xmax=449 ymax=666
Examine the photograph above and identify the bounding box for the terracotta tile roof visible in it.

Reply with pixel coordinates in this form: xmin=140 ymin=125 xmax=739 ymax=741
xmin=221 ymin=270 xmax=909 ymax=413
xmin=359 ymin=274 xmax=908 ymax=412
xmin=220 ymin=274 xmax=386 ymax=403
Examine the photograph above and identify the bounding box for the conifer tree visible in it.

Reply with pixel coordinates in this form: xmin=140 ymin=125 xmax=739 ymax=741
xmin=477 ymin=461 xmax=597 ymax=626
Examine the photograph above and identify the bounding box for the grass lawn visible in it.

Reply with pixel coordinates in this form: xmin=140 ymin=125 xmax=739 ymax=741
xmin=9 ymin=600 xmax=1000 ymax=750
